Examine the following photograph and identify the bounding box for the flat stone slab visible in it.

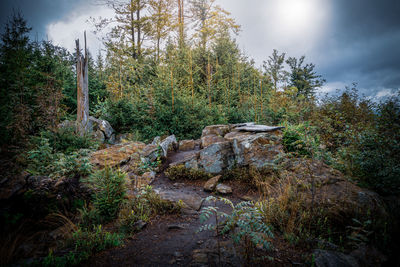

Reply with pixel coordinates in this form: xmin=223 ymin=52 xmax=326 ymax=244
xmin=154 ymin=189 xmax=204 ymax=211
xmin=234 ymin=125 xmax=285 ymax=132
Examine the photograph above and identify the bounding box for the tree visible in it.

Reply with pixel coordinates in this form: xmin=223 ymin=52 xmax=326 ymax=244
xmin=148 ymin=0 xmax=173 ymax=61
xmin=0 ymin=12 xmax=32 ymax=143
xmin=286 ymin=56 xmax=325 ymax=99
xmin=94 ymin=0 xmax=150 ymax=59
xmin=189 ymin=0 xmax=240 ymax=50
xmin=263 ymin=49 xmax=286 ymax=91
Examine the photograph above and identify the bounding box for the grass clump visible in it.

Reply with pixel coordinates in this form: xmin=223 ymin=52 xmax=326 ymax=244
xmin=39 ymin=225 xmax=123 ymax=267
xmin=165 ymin=165 xmax=211 ymax=181
xmin=118 ymin=186 xmax=181 ymax=234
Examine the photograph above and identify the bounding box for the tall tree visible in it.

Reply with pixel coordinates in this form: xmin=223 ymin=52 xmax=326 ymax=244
xmin=189 ymin=0 xmax=240 ymax=50
xmin=286 ymin=56 xmax=325 ymax=99
xmin=148 ymin=0 xmax=173 ymax=61
xmin=263 ymin=49 xmax=286 ymax=91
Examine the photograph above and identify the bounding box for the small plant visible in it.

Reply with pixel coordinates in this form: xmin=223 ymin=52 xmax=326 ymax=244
xmin=198 ymin=196 xmax=274 ymax=264
xmin=85 ymin=167 xmax=127 ymax=222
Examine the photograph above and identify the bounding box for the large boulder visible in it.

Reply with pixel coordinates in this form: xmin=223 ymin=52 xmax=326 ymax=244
xmin=229 ymin=131 xmax=284 ymax=169
xmin=199 ymin=141 xmax=235 ymax=174
xmin=90 ymin=141 xmax=146 ymax=168
xmin=313 ymin=249 xmax=359 ymax=267
xmin=88 ymin=116 xmax=115 ymax=143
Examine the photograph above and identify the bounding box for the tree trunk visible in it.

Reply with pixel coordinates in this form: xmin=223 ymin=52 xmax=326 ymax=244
xmin=76 ymin=31 xmax=89 ymax=135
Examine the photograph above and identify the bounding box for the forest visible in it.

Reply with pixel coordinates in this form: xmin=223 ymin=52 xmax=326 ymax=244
xmin=0 ymin=0 xmax=399 ymax=266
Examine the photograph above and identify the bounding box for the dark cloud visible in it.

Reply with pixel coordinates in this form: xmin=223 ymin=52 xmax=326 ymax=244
xmin=0 ymin=0 xmax=86 ymax=38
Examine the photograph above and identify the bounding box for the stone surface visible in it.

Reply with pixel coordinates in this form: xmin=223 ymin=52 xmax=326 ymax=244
xmin=0 ymin=172 xmax=28 ymax=200
xmin=231 ymin=132 xmax=284 ymax=169
xmin=201 ymin=124 xmax=231 ymax=138
xmin=160 ymin=135 xmax=178 ymax=157
xmin=155 ymin=189 xmax=204 ymax=211
xmin=179 ymin=139 xmax=196 ymax=151
xmin=89 ymin=116 xmax=114 ymax=139
xmin=234 ymin=124 xmax=285 ymax=132
xmin=200 ymin=135 xmax=225 ymax=148
xmin=216 ymin=183 xmax=232 ymax=194
xmin=313 ymin=249 xmax=359 ymax=267
xmin=90 ymin=141 xmax=146 ymax=168
xmin=203 ymin=175 xmax=221 ymax=192
xmin=92 ymin=130 xmax=105 ymax=143
xmin=199 ymin=141 xmax=234 ymax=174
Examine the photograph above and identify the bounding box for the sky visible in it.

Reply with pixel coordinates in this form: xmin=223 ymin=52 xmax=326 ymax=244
xmin=1 ymin=0 xmax=399 ymax=99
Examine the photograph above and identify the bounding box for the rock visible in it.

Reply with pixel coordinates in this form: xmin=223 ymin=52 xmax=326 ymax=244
xmin=169 ymin=151 xmax=200 ymax=168
xmin=349 ymin=244 xmax=387 ymax=267
xmin=90 ymin=141 xmax=146 ymax=168
xmin=156 ymin=189 xmax=204 ymax=211
xmin=230 ymin=131 xmax=284 ymax=169
xmin=92 ymin=130 xmax=105 ymax=143
xmin=313 ymin=249 xmax=359 ymax=267
xmin=201 ymin=124 xmax=231 ymax=137
xmin=142 ymin=171 xmax=156 ymax=183
xmin=151 ymin=136 xmax=161 ymax=146
xmin=179 ymin=139 xmax=196 ymax=151
xmin=201 ymin=135 xmax=225 ymax=148
xmin=88 ymin=116 xmax=114 ymax=139
xmin=203 ymin=175 xmax=221 ymax=192
xmin=133 ymin=220 xmax=147 ymax=230
xmin=199 ymin=141 xmax=234 ymax=174
xmin=159 ymin=135 xmax=178 ymax=157
xmin=168 ymin=224 xmax=186 ymax=230
xmin=234 ymin=124 xmax=285 ymax=132
xmin=140 ymin=144 xmax=160 ymax=163
xmin=216 ymin=184 xmax=232 ymax=194
xmin=116 ymin=133 xmax=135 ymax=143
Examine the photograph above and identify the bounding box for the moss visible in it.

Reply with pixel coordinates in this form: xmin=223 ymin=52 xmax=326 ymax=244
xmin=165 ymin=165 xmax=211 ymax=181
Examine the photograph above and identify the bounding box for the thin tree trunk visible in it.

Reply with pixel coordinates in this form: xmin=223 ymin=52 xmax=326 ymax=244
xmin=76 ymin=31 xmax=89 ymax=135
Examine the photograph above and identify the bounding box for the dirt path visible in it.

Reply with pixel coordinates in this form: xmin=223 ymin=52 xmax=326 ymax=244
xmin=85 ymin=150 xmax=244 ymax=267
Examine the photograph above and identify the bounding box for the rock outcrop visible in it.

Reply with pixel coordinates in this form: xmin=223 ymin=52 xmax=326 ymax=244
xmin=172 ymin=123 xmax=285 ymax=174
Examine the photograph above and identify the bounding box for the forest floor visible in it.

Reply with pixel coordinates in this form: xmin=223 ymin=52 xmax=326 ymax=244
xmin=84 ymin=150 xmax=309 ymax=266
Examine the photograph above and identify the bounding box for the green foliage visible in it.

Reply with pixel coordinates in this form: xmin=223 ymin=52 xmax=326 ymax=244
xmin=165 ymin=165 xmax=212 ymax=181
xmin=40 ymin=127 xmax=98 ymax=154
xmin=85 ymin=167 xmax=127 ymax=222
xmin=282 ymin=123 xmax=319 ymax=156
xmin=198 ymin=196 xmax=274 ymax=262
xmin=39 ymin=225 xmax=123 ymax=267
xmin=26 ymin=133 xmax=93 ymax=178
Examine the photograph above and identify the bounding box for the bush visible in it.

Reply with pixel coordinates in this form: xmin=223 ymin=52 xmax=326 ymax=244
xmin=165 ymin=165 xmax=212 ymax=181
xmin=27 ymin=135 xmax=92 ymax=178
xmin=85 ymin=167 xmax=127 ymax=222
xmin=40 ymin=127 xmax=98 ymax=154
xmin=282 ymin=123 xmax=319 ymax=156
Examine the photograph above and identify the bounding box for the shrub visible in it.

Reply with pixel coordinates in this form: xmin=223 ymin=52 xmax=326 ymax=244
xmin=85 ymin=167 xmax=127 ymax=221
xmin=40 ymin=128 xmax=98 ymax=154
xmin=282 ymin=123 xmax=319 ymax=157
xmin=165 ymin=165 xmax=211 ymax=181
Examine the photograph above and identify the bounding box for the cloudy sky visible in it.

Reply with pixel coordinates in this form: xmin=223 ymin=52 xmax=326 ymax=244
xmin=1 ymin=0 xmax=399 ymax=98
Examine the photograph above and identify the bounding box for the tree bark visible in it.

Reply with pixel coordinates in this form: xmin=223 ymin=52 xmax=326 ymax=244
xmin=76 ymin=31 xmax=89 ymax=135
